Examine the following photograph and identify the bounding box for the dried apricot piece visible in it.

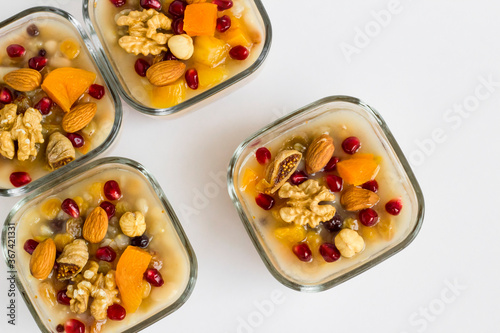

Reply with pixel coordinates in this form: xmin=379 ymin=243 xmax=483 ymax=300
xmin=336 ymin=158 xmax=380 ymax=186
xmin=183 ymin=3 xmax=218 ymax=36
xmin=115 ymin=246 xmax=152 ymax=313
xmin=41 ymin=68 xmax=96 ymax=112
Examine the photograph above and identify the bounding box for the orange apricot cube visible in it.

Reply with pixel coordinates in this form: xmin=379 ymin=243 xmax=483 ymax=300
xmin=41 ymin=67 xmax=96 ymax=112
xmin=183 ymin=3 xmax=218 ymax=36
xmin=337 ymin=158 xmax=380 ymax=186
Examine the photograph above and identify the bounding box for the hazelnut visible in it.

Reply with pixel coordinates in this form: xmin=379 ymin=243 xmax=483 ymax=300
xmin=119 ymin=211 xmax=146 ymax=237
xmin=167 ymin=34 xmax=194 ymax=60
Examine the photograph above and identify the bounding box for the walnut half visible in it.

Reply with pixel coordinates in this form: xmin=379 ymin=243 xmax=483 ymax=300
xmin=116 ymin=9 xmax=172 ymax=56
xmin=278 ymin=179 xmax=336 ymax=228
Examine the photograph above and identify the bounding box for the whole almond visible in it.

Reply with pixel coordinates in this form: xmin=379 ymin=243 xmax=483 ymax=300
xmin=340 ymin=187 xmax=380 ymax=211
xmin=146 ymin=60 xmax=186 ymax=86
xmin=62 ymin=103 xmax=97 ymax=133
xmin=4 ymin=68 xmax=42 ymax=92
xmin=29 ymin=238 xmax=56 ymax=280
xmin=305 ymin=134 xmax=335 ymax=174
xmin=82 ymin=207 xmax=108 ymax=243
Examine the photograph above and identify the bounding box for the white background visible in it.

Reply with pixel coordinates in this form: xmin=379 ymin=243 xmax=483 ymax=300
xmin=1 ymin=0 xmax=499 ymax=332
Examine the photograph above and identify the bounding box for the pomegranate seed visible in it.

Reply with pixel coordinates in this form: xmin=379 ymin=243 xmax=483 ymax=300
xmin=362 ymin=180 xmax=379 ymax=193
xmin=134 ymin=58 xmax=150 ymax=77
xmin=164 ymin=51 xmax=178 ymax=61
xmin=323 ymin=213 xmax=343 ymax=232
xmin=10 ymin=172 xmax=31 ymax=187
xmin=229 ymin=45 xmax=249 ymax=60
xmin=171 ymin=18 xmax=185 ymax=35
xmin=385 ymin=198 xmax=403 ymax=215
xmin=290 ymin=171 xmax=308 ymax=185
xmin=185 ymin=68 xmax=199 ymax=90
xmin=0 ymin=87 xmax=13 ymax=104
xmin=104 ymin=180 xmax=122 ymax=201
xmin=34 ymin=97 xmax=52 ymax=115
xmin=342 ymin=136 xmax=361 ymax=154
xmin=107 ymin=304 xmax=126 ymax=320
xmin=319 ymin=243 xmax=341 ymax=262
xmin=144 ymin=268 xmax=164 ymax=287
xmin=57 ymin=289 xmax=71 ymax=305
xmin=292 ymin=243 xmax=312 ymax=262
xmin=212 ymin=0 xmax=233 ymax=11
xmin=66 ymin=133 xmax=85 ymax=148
xmin=255 ymin=147 xmax=271 ymax=164
xmin=325 ymin=174 xmax=343 ymax=192
xmin=28 ymin=56 xmax=47 ymax=71
xmin=324 ymin=156 xmax=340 ymax=172
xmin=216 ymin=15 xmax=231 ymax=32
xmin=38 ymin=49 xmax=47 ymax=57
xmin=6 ymin=44 xmax=25 ymax=58
xmin=255 ymin=193 xmax=274 ymax=210
xmin=140 ymin=0 xmax=162 ymax=10
xmin=26 ymin=24 xmax=40 ymax=37
xmin=169 ymin=0 xmax=186 ymax=17
xmin=109 ymin=0 xmax=126 ymax=7
xmin=61 ymin=198 xmax=80 ymax=218
xmin=131 ymin=234 xmax=150 ymax=248
xmin=64 ymin=319 xmax=85 ymax=333
xmin=56 ymin=324 xmax=64 ymax=333
xmin=359 ymin=208 xmax=379 ymax=227
xmin=96 ymin=246 xmax=117 ymax=262
xmin=23 ymin=239 xmax=39 ymax=255
xmin=100 ymin=201 xmax=116 ymax=219
xmin=89 ymin=84 xmax=105 ymax=99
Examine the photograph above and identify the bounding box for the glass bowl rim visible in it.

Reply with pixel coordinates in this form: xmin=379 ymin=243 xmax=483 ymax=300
xmin=82 ymin=0 xmax=273 ymax=116
xmin=226 ymin=95 xmax=425 ymax=292
xmin=2 ymin=156 xmax=198 ymax=333
xmin=0 ymin=6 xmax=123 ymax=197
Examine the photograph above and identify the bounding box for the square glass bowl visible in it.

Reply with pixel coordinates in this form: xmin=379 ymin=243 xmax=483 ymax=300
xmin=0 ymin=7 xmax=122 ymax=197
xmin=83 ymin=0 xmax=272 ymax=116
xmin=2 ymin=157 xmax=197 ymax=332
xmin=227 ymin=96 xmax=425 ymax=292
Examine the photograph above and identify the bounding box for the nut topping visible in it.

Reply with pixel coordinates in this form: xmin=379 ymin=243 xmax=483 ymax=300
xmin=4 ymin=68 xmax=42 ymax=92
xmin=340 ymin=187 xmax=380 ymax=211
xmin=278 ymin=179 xmax=336 ymax=228
xmin=335 ymin=229 xmax=365 ymax=258
xmin=119 ymin=211 xmax=146 ymax=237
xmin=305 ymin=134 xmax=335 ymax=174
xmin=146 ymin=60 xmax=186 ymax=86
xmin=29 ymin=238 xmax=56 ymax=280
xmin=83 ymin=207 xmax=109 ymax=244
xmin=62 ymin=103 xmax=97 ymax=134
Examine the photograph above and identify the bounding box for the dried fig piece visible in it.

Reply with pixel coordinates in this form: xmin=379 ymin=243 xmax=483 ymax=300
xmin=257 ymin=150 xmax=302 ymax=194
xmin=46 ymin=132 xmax=75 ymax=170
xmin=56 ymin=239 xmax=89 ymax=280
